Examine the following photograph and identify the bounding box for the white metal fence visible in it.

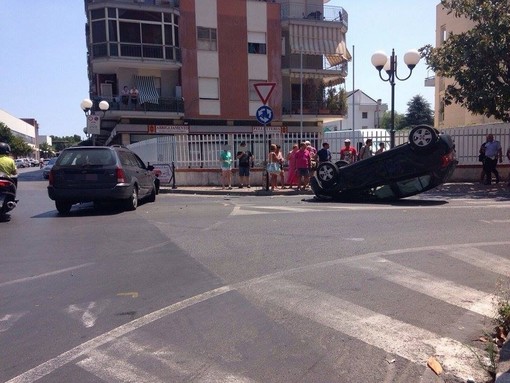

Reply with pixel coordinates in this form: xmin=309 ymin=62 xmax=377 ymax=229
xmin=128 ymin=125 xmax=510 ymax=168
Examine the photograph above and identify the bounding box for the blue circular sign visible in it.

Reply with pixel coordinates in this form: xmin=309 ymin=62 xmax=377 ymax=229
xmin=256 ymin=105 xmax=273 ymax=125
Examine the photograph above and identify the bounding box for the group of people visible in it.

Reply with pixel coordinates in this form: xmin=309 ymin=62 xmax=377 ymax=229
xmin=121 ymin=85 xmax=139 ymax=109
xmin=219 ymin=138 xmax=388 ymax=191
xmin=479 ymin=134 xmax=510 ymax=186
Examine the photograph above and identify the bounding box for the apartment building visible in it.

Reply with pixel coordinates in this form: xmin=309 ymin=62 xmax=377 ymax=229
xmin=434 ymin=3 xmax=499 ymax=128
xmin=83 ymin=0 xmax=350 ymax=146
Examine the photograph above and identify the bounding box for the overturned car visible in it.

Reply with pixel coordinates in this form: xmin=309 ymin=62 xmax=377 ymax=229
xmin=310 ymin=125 xmax=458 ymax=201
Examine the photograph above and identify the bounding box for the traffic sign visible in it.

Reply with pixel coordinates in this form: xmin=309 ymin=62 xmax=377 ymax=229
xmin=253 ymin=82 xmax=276 ymax=105
xmin=86 ymin=115 xmax=101 ymax=135
xmin=256 ymin=105 xmax=273 ymax=125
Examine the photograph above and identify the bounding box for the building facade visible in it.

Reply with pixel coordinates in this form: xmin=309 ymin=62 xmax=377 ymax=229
xmin=83 ymin=0 xmax=350 ymax=147
xmin=0 ymin=109 xmax=38 ymax=154
xmin=434 ymin=3 xmax=499 ymax=128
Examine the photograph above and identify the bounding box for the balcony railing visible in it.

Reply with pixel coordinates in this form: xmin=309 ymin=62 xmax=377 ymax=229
xmin=91 ymin=42 xmax=181 ymax=62
xmin=280 ymin=2 xmax=348 ymax=29
xmin=91 ymin=96 xmax=184 ymax=114
xmin=282 ymin=100 xmax=345 ymax=116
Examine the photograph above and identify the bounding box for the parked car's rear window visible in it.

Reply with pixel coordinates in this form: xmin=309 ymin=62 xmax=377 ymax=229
xmin=56 ymin=149 xmax=116 ymax=166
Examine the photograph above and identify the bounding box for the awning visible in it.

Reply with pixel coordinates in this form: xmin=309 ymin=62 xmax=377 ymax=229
xmin=289 ymin=24 xmax=352 ymax=67
xmin=134 ymin=75 xmax=159 ymax=104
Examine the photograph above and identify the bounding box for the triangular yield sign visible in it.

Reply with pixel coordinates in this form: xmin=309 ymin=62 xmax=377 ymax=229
xmin=254 ymin=82 xmax=276 ymax=105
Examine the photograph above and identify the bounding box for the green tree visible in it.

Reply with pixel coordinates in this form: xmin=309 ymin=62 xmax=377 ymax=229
xmin=404 ymin=95 xmax=434 ymax=128
xmin=421 ymin=0 xmax=510 ymax=121
xmin=50 ymin=135 xmax=82 ymax=152
xmin=39 ymin=142 xmax=55 ymax=158
xmin=0 ymin=122 xmax=33 ymax=157
xmin=380 ymin=111 xmax=405 ymax=131
xmin=325 ymin=85 xmax=347 ymax=116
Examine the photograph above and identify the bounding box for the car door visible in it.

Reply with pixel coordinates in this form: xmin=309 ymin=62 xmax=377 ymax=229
xmin=125 ymin=151 xmax=153 ymax=197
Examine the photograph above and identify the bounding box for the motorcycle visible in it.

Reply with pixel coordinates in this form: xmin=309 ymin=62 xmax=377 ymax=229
xmin=0 ymin=173 xmax=18 ymax=216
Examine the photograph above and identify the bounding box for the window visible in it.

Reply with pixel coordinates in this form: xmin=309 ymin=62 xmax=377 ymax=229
xmin=248 ymin=31 xmax=266 ymax=54
xmin=197 ymin=27 xmax=217 ymax=51
xmin=362 ymin=112 xmax=368 ymax=119
xmin=248 ymin=80 xmax=264 ymax=101
xmin=440 ymin=25 xmax=447 ymax=44
xmin=199 ymin=78 xmax=219 ymax=100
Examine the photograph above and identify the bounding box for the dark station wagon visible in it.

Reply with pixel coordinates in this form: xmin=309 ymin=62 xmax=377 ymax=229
xmin=47 ymin=145 xmax=158 ymax=214
xmin=311 ymin=125 xmax=458 ymax=201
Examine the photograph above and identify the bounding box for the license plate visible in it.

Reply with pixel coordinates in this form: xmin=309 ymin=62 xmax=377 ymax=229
xmin=85 ymin=174 xmax=98 ymax=181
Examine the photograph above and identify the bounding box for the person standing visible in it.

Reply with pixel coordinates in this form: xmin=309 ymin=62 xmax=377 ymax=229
xmin=129 ymin=86 xmax=139 ymax=109
xmin=340 ymin=139 xmax=357 ymax=164
xmin=375 ymin=142 xmax=385 ymax=154
xmin=317 ymin=142 xmax=331 ymax=163
xmin=482 ymin=134 xmax=502 ymax=185
xmin=219 ymin=145 xmax=233 ymax=190
xmin=267 ymin=144 xmax=280 ymax=191
xmin=286 ymin=144 xmax=299 ymax=189
xmin=121 ymin=86 xmax=130 ymax=107
xmin=294 ymin=142 xmax=311 ymax=191
xmin=236 ymin=141 xmax=254 ymax=188
xmin=275 ymin=144 xmax=286 ymax=189
xmin=358 ymin=139 xmax=373 ymax=161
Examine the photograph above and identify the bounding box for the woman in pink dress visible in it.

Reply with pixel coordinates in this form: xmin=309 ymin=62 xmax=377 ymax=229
xmin=286 ymin=144 xmax=299 ymax=189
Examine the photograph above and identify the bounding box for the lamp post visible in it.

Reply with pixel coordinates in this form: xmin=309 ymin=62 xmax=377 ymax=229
xmin=371 ymin=48 xmax=420 ymax=148
xmin=80 ymin=98 xmax=109 ymax=146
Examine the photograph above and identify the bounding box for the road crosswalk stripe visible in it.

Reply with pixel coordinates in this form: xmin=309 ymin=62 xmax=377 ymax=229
xmin=240 ymin=277 xmax=486 ymax=381
xmin=445 ymin=247 xmax=510 ymax=278
xmin=78 ymin=350 xmax=166 ymax=383
xmin=347 ymin=257 xmax=496 ymax=317
xmin=78 ymin=337 xmax=259 ymax=383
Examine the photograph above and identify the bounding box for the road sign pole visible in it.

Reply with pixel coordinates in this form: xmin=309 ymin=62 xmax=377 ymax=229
xmin=263 ymin=123 xmax=269 ymax=191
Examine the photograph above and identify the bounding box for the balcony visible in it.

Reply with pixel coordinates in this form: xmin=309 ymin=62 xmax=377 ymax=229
xmin=90 ymin=96 xmax=184 ymax=114
xmin=280 ymin=2 xmax=348 ymax=31
xmin=283 ymin=100 xmax=346 ymax=117
xmin=85 ymin=0 xmax=180 ymax=7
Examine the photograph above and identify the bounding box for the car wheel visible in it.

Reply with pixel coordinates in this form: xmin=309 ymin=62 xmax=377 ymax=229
xmin=147 ymin=184 xmax=156 ymax=203
xmin=55 ymin=200 xmax=72 ymax=215
xmin=316 ymin=162 xmax=338 ymax=188
xmin=124 ymin=186 xmax=138 ymax=211
xmin=409 ymin=125 xmax=438 ymax=150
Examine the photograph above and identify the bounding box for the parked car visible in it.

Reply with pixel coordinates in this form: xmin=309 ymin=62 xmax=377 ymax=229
xmin=42 ymin=158 xmax=57 ymax=179
xmin=311 ymin=125 xmax=458 ymax=201
xmin=47 ymin=145 xmax=158 ymax=214
xmin=15 ymin=159 xmax=26 ymax=168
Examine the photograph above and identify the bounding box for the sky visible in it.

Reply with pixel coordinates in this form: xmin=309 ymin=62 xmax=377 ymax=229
xmin=0 ymin=0 xmax=438 ymax=138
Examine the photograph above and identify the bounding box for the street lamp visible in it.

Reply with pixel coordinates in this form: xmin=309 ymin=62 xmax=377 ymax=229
xmin=80 ymin=98 xmax=109 ymax=145
xmin=371 ymin=48 xmax=420 ymax=148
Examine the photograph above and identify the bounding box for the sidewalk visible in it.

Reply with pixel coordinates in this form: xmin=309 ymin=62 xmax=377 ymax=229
xmin=159 ymin=182 xmax=510 ymax=199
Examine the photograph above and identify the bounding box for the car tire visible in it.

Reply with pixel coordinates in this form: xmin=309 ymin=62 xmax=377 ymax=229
xmin=316 ymin=162 xmax=338 ymax=188
xmin=147 ymin=184 xmax=156 ymax=203
xmin=55 ymin=200 xmax=72 ymax=215
xmin=409 ymin=125 xmax=438 ymax=150
xmin=124 ymin=186 xmax=138 ymax=211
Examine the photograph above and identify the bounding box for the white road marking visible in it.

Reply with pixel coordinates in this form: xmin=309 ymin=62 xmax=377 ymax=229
xmin=66 ymin=301 xmax=106 ymax=328
xmin=0 ymin=312 xmax=27 ymax=332
xmin=0 ymin=263 xmax=95 ymax=288
xmin=445 ymin=247 xmax=510 ymax=278
xmin=78 ymin=338 xmax=259 ymax=383
xmin=240 ymin=278 xmax=486 ymax=382
xmin=349 ymin=257 xmax=496 ymax=317
xmin=5 ymin=286 xmax=232 ymax=383
xmin=77 ymin=350 xmax=166 ymax=383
